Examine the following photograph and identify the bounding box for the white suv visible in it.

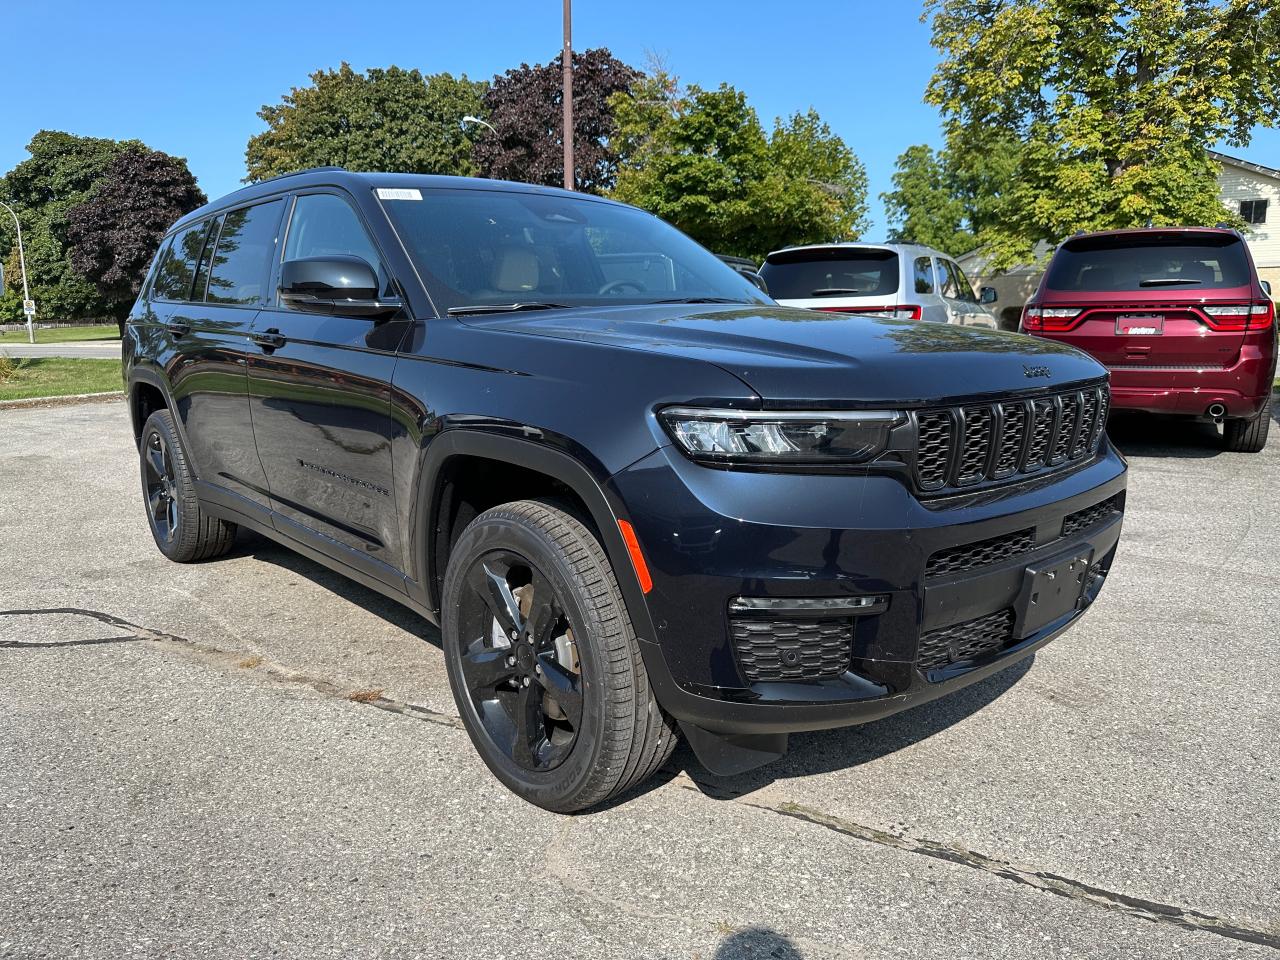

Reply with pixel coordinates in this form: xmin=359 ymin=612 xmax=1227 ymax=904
xmin=759 ymin=242 xmax=999 ymax=328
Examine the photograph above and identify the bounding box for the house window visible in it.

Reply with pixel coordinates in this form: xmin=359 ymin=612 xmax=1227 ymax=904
xmin=1240 ymin=199 xmax=1268 ymax=224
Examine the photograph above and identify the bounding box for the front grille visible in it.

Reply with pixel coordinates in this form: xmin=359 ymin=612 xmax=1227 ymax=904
xmin=911 ymin=384 xmax=1109 ymax=495
xmin=730 ymin=617 xmax=851 ymax=682
xmin=1062 ymin=494 xmax=1123 ymax=538
xmin=917 ymin=609 xmax=1016 ymax=671
xmin=926 ymin=527 xmax=1036 ymax=579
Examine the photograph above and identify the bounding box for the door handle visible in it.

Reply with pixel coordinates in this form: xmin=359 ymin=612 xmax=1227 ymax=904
xmin=165 ymin=320 xmax=191 ymax=338
xmin=250 ymin=328 xmax=286 ymax=351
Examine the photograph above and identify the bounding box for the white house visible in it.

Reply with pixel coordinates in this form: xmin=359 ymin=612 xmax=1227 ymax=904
xmin=958 ymin=150 xmax=1280 ymax=328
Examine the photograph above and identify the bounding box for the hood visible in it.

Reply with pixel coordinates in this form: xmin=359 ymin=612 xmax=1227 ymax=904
xmin=465 ymin=303 xmax=1105 ymax=405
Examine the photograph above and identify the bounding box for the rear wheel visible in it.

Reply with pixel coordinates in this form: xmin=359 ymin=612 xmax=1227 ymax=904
xmin=139 ymin=409 xmax=238 ymax=562
xmin=441 ymin=499 xmax=676 ymax=812
xmin=1223 ymin=394 xmax=1272 ymax=453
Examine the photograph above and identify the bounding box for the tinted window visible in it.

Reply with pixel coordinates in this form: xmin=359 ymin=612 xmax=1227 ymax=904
xmin=192 ymin=215 xmax=223 ymax=302
xmin=284 ymin=193 xmax=383 ymax=280
xmin=153 ymin=222 xmax=210 ymax=301
xmin=1046 ymin=234 xmax=1252 ymax=292
xmin=759 ymin=249 xmax=900 ymax=300
xmin=207 ymin=201 xmax=284 ymax=305
xmin=378 ymin=188 xmax=763 ymax=312
xmin=913 ymin=256 xmax=935 ymax=294
xmin=943 ymin=260 xmax=977 ymax=302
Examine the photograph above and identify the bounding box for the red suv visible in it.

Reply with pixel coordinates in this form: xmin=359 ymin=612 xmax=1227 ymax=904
xmin=1021 ymin=227 xmax=1275 ymax=452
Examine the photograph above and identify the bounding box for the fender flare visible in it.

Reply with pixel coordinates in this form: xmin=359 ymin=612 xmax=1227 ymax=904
xmin=411 ymin=428 xmax=659 ymax=644
xmin=125 ymin=365 xmax=180 ymax=445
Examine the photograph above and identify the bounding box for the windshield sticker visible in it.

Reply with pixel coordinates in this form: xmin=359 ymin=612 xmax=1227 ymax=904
xmin=377 ymin=188 xmax=423 ymax=201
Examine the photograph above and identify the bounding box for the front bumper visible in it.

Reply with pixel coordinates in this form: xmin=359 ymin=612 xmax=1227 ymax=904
xmin=609 ymin=441 xmax=1127 ymax=736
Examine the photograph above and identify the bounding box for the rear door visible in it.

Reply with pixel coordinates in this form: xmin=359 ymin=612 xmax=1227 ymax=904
xmin=245 ymin=189 xmax=408 ymax=584
xmin=937 ymin=258 xmax=990 ymax=327
xmin=911 ymin=255 xmax=949 ymax=324
xmin=1037 ymin=233 xmax=1253 ymax=369
xmin=150 ymin=214 xmax=272 ymax=511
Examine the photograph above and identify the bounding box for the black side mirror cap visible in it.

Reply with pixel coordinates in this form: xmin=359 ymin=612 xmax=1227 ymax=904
xmin=280 ymin=256 xmax=401 ymax=318
xmin=1261 ymin=279 xmax=1272 ymax=297
xmin=737 ymin=269 xmax=769 ymax=295
xmin=980 ymin=286 xmax=998 ymax=304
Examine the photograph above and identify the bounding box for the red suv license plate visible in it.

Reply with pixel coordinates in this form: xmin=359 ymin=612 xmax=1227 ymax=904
xmin=1116 ymin=314 xmax=1165 ymax=335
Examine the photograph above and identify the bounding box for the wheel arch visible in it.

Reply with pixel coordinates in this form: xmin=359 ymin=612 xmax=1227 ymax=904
xmin=127 ymin=368 xmax=174 ymax=449
xmin=413 ymin=430 xmax=658 ymax=643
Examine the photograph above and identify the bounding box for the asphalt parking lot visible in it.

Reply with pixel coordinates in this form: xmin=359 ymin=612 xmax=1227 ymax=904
xmin=2 ymin=398 xmax=1277 ymax=959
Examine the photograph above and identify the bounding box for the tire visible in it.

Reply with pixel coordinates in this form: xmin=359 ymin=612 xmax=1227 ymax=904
xmin=138 ymin=409 xmax=238 ymax=562
xmin=441 ymin=499 xmax=676 ymax=812
xmin=1223 ymin=393 xmax=1272 ymax=453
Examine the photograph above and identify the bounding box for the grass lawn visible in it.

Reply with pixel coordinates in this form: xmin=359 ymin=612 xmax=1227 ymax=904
xmin=0 ymin=357 xmax=121 ymax=401
xmin=0 ymin=323 xmax=120 ymax=345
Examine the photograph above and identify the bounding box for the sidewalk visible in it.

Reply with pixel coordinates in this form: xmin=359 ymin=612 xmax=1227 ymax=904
xmin=0 ymin=340 xmax=121 ymax=360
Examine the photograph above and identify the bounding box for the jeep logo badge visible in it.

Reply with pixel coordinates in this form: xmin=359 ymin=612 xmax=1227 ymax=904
xmin=1023 ymin=364 xmax=1052 ymax=379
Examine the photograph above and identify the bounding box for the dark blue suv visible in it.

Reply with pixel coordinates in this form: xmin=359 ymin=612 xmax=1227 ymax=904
xmin=124 ymin=169 xmax=1127 ymax=811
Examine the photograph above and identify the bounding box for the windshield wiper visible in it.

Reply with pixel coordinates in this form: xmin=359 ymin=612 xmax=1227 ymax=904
xmin=648 ymin=297 xmax=746 ymax=305
xmin=1138 ymin=278 xmax=1202 ymax=287
xmin=447 ymin=302 xmax=572 ymax=316
xmin=810 ymin=288 xmax=863 ymax=296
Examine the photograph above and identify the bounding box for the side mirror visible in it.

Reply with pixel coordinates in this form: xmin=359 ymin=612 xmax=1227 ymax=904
xmin=280 ymin=256 xmax=400 ymax=318
xmin=980 ymin=286 xmax=998 ymax=304
xmin=737 ymin=269 xmax=769 ymax=295
xmin=1261 ymin=279 xmax=1272 ymax=297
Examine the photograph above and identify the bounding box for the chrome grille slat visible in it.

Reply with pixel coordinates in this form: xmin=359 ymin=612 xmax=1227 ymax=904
xmin=912 ymin=385 xmax=1110 ymax=496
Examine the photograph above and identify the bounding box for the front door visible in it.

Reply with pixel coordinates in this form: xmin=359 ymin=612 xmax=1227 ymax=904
xmin=149 ymin=213 xmax=271 ymax=511
xmin=245 ymin=190 xmax=408 ymax=583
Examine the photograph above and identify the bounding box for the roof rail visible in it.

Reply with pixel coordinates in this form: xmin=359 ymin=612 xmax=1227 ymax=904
xmin=249 ymin=165 xmax=348 ymax=187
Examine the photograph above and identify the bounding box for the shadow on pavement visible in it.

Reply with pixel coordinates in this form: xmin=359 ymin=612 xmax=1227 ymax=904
xmin=230 ymin=530 xmax=444 ymax=649
xmin=619 ymin=655 xmax=1034 ymax=807
xmin=1107 ymin=392 xmax=1278 ymax=460
xmin=714 ymin=927 xmax=804 ymax=959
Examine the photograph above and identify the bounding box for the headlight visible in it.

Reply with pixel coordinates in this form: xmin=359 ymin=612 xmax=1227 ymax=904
xmin=659 ymin=407 xmax=903 ymax=464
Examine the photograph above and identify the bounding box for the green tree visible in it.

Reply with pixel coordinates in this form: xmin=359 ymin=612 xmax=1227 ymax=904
xmin=882 ymin=137 xmax=1021 ymax=256
xmin=1 ymin=130 xmax=141 ymax=322
xmin=611 ymin=81 xmax=869 ymax=260
xmin=65 ymin=149 xmax=205 ymax=332
xmin=925 ymin=0 xmax=1280 ymax=268
xmin=245 ymin=64 xmax=487 ymax=181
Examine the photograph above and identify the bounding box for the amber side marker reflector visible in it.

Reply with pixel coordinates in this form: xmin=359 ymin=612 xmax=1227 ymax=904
xmin=617 ymin=519 xmax=653 ymax=594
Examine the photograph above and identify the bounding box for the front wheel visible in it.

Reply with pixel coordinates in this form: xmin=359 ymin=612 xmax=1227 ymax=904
xmin=441 ymin=500 xmax=676 ymax=812
xmin=1223 ymin=393 xmax=1272 ymax=453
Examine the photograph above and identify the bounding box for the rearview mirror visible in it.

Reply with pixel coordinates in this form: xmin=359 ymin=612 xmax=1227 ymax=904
xmin=979 ymin=286 xmax=998 ymax=304
xmin=280 ymin=256 xmax=400 ymax=318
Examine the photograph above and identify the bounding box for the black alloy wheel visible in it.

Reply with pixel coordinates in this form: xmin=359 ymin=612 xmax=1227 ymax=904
xmin=143 ymin=427 xmax=179 ymax=544
xmin=455 ymin=550 xmax=584 ymax=771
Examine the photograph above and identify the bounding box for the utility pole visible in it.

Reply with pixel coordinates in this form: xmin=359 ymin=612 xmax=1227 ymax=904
xmin=0 ymin=200 xmax=33 ymax=344
xmin=562 ymin=0 xmax=574 ymax=191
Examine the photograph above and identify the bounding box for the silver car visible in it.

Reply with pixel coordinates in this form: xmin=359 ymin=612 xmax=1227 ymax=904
xmin=758 ymin=242 xmax=999 ymax=328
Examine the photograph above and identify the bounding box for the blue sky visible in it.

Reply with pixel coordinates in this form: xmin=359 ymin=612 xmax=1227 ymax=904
xmin=4 ymin=0 xmax=1279 ymax=235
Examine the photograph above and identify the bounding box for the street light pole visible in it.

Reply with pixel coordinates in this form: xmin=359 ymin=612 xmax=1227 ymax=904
xmin=562 ymin=0 xmax=574 ymax=191
xmin=0 ymin=200 xmax=33 ymax=344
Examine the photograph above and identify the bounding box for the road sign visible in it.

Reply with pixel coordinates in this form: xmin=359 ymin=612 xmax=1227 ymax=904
xmin=22 ymin=299 xmax=36 ymax=317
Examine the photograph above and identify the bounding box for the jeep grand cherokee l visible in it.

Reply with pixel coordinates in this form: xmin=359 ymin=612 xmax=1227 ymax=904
xmin=124 ymin=170 xmax=1127 ymax=812
xmin=1020 ymin=227 xmax=1276 ymax=452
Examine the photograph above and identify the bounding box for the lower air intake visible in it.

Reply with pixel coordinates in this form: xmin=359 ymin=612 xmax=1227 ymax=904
xmin=730 ymin=617 xmax=852 ymax=682
xmin=917 ymin=609 xmax=1015 ymax=672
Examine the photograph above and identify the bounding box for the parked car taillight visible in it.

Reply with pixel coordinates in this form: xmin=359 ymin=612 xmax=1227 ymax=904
xmin=814 ymin=305 xmax=922 ymax=320
xmin=1200 ymin=301 xmax=1274 ymax=332
xmin=1020 ymin=305 xmax=1081 ymax=332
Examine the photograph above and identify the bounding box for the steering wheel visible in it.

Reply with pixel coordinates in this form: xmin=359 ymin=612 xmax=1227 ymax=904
xmin=598 ymin=279 xmax=647 ymax=296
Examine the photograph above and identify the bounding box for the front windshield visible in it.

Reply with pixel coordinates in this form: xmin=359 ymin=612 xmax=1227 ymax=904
xmin=376 ymin=186 xmax=769 ymax=313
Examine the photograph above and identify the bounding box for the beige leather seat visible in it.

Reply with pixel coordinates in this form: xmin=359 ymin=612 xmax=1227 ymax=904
xmin=492 ymin=246 xmax=540 ymax=294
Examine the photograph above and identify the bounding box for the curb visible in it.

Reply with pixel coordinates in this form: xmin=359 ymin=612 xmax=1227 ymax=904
xmin=0 ymin=391 xmax=124 ymax=411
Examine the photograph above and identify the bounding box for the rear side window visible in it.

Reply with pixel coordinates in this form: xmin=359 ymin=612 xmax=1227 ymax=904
xmin=913 ymin=256 xmax=935 ymax=294
xmin=759 ymin=249 xmax=900 ymax=299
xmin=207 ymin=200 xmax=285 ymax=305
xmin=192 ymin=214 xmax=223 ymax=302
xmin=1046 ymin=234 xmax=1252 ymax=292
xmin=153 ymin=221 xmax=211 ymax=301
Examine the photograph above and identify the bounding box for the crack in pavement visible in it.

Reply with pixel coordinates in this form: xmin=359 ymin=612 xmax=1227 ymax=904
xmin=4 ymin=606 xmax=1277 ymax=951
